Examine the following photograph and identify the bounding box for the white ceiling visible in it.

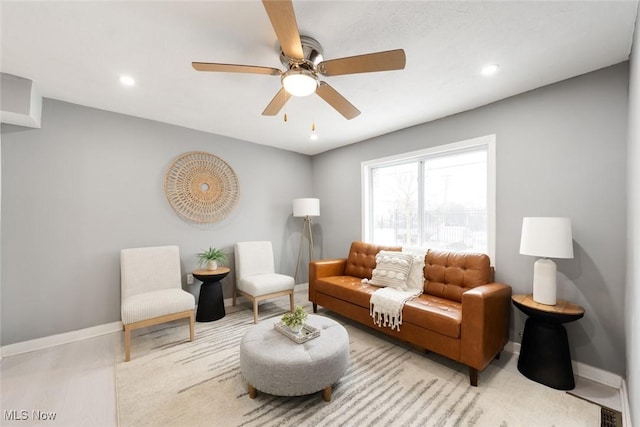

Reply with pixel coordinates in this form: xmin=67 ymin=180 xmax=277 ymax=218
xmin=1 ymin=1 xmax=637 ymax=156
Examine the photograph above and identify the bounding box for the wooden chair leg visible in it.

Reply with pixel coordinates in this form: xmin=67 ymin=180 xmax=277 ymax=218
xmin=124 ymin=325 xmax=131 ymax=362
xmin=289 ymin=292 xmax=295 ymax=312
xmin=189 ymin=312 xmax=195 ymax=342
xmin=313 ymin=303 xmax=318 ymax=313
xmin=252 ymin=299 xmax=258 ymax=324
xmin=469 ymin=367 xmax=478 ymax=387
xmin=322 ymin=386 xmax=332 ymax=402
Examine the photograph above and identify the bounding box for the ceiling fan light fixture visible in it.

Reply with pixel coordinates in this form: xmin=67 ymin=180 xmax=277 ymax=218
xmin=282 ymin=69 xmax=318 ymax=97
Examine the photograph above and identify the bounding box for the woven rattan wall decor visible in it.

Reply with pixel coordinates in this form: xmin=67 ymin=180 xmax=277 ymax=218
xmin=164 ymin=151 xmax=240 ymax=223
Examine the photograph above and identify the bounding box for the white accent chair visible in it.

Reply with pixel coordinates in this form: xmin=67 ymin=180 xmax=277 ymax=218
xmin=233 ymin=241 xmax=295 ymax=324
xmin=120 ymin=245 xmax=195 ymax=361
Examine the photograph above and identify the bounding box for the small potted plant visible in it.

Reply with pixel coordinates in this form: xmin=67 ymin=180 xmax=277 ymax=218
xmin=196 ymin=246 xmax=227 ymax=270
xmin=281 ymin=306 xmax=308 ymax=334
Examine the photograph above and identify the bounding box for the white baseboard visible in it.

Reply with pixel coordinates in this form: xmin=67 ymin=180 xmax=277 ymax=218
xmin=505 ymin=340 xmax=623 ymax=389
xmin=505 ymin=339 xmax=520 ymax=355
xmin=0 ymin=290 xmax=291 ymax=358
xmin=1 ymin=321 xmax=123 ymax=358
xmin=573 ymin=360 xmax=623 ymax=389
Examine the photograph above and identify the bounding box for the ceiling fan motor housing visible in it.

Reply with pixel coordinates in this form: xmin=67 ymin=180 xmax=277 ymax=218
xmin=279 ymin=35 xmax=324 ymax=70
xmin=279 ymin=36 xmax=323 ymax=96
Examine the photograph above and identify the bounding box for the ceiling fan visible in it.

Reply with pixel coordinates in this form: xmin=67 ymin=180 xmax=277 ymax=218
xmin=192 ymin=0 xmax=406 ymax=120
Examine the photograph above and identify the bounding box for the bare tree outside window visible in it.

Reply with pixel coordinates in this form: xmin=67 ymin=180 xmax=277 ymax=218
xmin=371 ymin=162 xmax=418 ymax=246
xmin=422 ymin=149 xmax=487 ymax=252
xmin=365 ymin=139 xmax=493 ymax=256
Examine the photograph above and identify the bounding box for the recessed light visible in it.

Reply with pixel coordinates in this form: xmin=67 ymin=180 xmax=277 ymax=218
xmin=119 ymin=75 xmax=135 ymax=87
xmin=481 ymin=64 xmax=499 ymax=76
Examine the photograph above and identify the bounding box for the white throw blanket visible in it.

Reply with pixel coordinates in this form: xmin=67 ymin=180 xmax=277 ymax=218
xmin=369 ymin=287 xmax=421 ymax=331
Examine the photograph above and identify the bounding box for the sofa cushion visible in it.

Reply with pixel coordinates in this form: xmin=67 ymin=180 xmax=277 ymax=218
xmin=403 ymin=295 xmax=462 ymax=339
xmin=316 ymin=277 xmax=461 ymax=339
xmin=367 ymin=251 xmax=414 ymax=289
xmin=344 ymin=242 xmax=401 ymax=279
xmin=315 ymin=276 xmax=377 ymax=309
xmin=424 ymin=250 xmax=492 ymax=302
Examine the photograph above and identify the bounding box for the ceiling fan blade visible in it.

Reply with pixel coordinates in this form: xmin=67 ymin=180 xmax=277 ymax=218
xmin=192 ymin=62 xmax=281 ymax=76
xmin=318 ymin=49 xmax=406 ymax=76
xmin=316 ymin=82 xmax=360 ymax=120
xmin=262 ymin=0 xmax=304 ymax=60
xmin=262 ymin=87 xmax=292 ymax=116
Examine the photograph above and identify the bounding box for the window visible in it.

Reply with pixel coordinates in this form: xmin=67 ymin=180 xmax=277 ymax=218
xmin=362 ymin=135 xmax=496 ymax=261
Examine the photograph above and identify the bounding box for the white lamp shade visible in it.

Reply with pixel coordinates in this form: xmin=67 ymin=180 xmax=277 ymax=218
xmin=519 ymin=217 xmax=574 ymax=259
xmin=293 ymin=198 xmax=320 ymax=217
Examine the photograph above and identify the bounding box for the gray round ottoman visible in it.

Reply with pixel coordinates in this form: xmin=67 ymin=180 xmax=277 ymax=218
xmin=240 ymin=314 xmax=349 ymax=401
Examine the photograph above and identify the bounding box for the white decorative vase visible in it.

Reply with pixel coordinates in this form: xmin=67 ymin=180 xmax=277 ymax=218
xmin=289 ymin=324 xmax=303 ymax=334
xmin=206 ymin=260 xmax=218 ymax=271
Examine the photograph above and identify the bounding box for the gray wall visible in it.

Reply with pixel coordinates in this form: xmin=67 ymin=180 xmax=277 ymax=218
xmin=0 ymin=63 xmax=632 ymax=385
xmin=625 ymin=4 xmax=639 ymax=425
xmin=312 ymin=63 xmax=629 ymax=376
xmin=1 ymin=99 xmax=312 ymax=345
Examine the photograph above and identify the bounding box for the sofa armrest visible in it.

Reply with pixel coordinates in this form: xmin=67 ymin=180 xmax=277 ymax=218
xmin=459 ymin=283 xmax=512 ymax=370
xmin=309 ymin=259 xmax=347 ymax=303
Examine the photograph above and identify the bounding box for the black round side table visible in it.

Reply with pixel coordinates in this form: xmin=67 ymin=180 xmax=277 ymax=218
xmin=512 ymin=294 xmax=584 ymax=390
xmin=193 ymin=267 xmax=230 ymax=322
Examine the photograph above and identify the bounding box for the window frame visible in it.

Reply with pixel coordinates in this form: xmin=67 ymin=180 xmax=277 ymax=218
xmin=361 ymin=134 xmax=496 ymax=263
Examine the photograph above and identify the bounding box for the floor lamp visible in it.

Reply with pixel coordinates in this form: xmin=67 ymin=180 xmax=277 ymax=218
xmin=293 ymin=198 xmax=320 ymax=283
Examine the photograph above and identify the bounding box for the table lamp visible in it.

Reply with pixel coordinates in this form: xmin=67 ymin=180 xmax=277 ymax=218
xmin=519 ymin=217 xmax=574 ymax=305
xmin=293 ymin=198 xmax=320 ymax=283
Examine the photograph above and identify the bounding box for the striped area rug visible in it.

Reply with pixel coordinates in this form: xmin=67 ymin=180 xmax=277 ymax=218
xmin=115 ymin=297 xmax=599 ymax=427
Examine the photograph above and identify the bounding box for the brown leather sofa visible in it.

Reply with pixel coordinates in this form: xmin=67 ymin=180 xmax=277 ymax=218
xmin=309 ymin=241 xmax=512 ymax=386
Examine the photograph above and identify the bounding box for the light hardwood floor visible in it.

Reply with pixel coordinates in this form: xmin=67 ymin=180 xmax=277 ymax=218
xmin=0 ymin=301 xmax=622 ymax=427
xmin=1 ymin=332 xmax=120 ymax=426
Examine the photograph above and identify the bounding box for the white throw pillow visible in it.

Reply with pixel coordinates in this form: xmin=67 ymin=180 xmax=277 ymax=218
xmin=402 ymin=248 xmax=427 ymax=291
xmin=367 ymin=250 xmax=414 ymax=289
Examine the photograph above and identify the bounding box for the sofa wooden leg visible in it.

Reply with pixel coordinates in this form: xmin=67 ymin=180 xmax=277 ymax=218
xmin=494 ymin=351 xmax=501 ymax=360
xmin=469 ymin=367 xmax=478 ymax=387
xmin=313 ymin=303 xmax=318 ymax=313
